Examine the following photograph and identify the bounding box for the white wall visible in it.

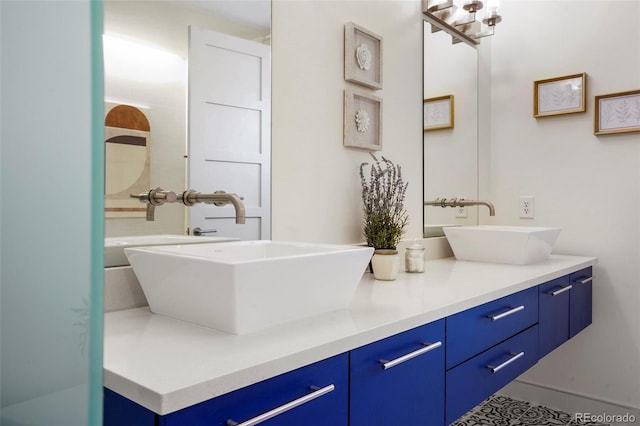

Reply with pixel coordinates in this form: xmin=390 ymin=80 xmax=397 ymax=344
xmin=272 ymin=0 xmax=424 ymax=244
xmin=273 ymin=0 xmax=640 ymax=414
xmin=490 ymin=0 xmax=640 ymax=411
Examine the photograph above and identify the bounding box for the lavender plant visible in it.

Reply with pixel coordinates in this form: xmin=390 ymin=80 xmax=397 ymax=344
xmin=359 ymin=154 xmax=408 ymax=250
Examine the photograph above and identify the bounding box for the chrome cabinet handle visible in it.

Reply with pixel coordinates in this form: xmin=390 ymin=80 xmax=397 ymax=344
xmin=379 ymin=341 xmax=442 ymax=370
xmin=488 ymin=305 xmax=524 ymax=321
xmin=549 ymin=285 xmax=573 ymax=296
xmin=487 ymin=351 xmax=525 ymax=373
xmin=576 ymin=277 xmax=593 ymax=285
xmin=226 ymin=384 xmax=335 ymax=426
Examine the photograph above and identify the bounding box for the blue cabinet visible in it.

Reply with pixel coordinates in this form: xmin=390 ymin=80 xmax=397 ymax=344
xmin=569 ymin=267 xmax=593 ymax=338
xmin=104 ymin=388 xmax=156 ymax=426
xmin=350 ymin=319 xmax=445 ymax=426
xmin=538 ymin=267 xmax=593 ymax=358
xmin=446 ymin=325 xmax=539 ymax=425
xmin=538 ymin=275 xmax=572 ymax=357
xmin=446 ymin=287 xmax=538 ymax=369
xmin=161 ymin=353 xmax=348 ymax=426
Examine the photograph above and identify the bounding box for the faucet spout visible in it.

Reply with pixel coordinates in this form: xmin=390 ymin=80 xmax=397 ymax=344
xmin=182 ymin=190 xmax=246 ymax=224
xmin=424 ymin=197 xmax=496 ymax=216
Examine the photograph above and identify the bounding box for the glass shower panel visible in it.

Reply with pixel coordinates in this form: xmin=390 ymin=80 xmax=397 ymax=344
xmin=0 ymin=1 xmax=104 ymax=424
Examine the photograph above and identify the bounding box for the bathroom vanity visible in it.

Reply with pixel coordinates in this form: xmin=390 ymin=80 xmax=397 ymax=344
xmin=104 ymin=255 xmax=595 ymax=425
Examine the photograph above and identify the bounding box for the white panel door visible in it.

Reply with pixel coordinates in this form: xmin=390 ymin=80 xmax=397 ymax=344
xmin=188 ymin=26 xmax=270 ymax=240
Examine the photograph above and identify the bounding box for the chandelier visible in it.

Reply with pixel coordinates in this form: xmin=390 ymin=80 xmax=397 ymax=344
xmin=423 ymin=0 xmax=502 ymax=46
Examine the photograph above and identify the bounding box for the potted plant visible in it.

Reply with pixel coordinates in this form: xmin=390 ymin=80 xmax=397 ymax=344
xmin=360 ymin=154 xmax=408 ymax=280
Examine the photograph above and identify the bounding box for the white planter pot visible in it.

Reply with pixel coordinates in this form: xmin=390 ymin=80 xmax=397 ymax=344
xmin=371 ymin=249 xmax=400 ymax=281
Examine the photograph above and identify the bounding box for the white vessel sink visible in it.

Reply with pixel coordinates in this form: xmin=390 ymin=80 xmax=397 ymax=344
xmin=125 ymin=241 xmax=374 ymax=334
xmin=105 ymin=234 xmax=238 ymax=267
xmin=443 ymin=226 xmax=561 ymax=265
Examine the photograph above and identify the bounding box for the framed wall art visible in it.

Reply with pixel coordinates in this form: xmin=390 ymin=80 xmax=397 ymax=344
xmin=594 ymin=89 xmax=640 ymax=135
xmin=104 ymin=103 xmax=151 ymax=218
xmin=344 ymin=89 xmax=382 ymax=151
xmin=424 ymin=95 xmax=454 ymax=131
xmin=344 ymin=22 xmax=383 ymax=90
xmin=534 ymin=72 xmax=586 ymax=117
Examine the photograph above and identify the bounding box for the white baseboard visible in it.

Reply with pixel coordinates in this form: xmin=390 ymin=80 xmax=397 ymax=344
xmin=499 ymin=380 xmax=640 ymax=425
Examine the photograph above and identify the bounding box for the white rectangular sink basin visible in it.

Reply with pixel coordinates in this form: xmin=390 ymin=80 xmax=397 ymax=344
xmin=105 ymin=235 xmax=238 ymax=267
xmin=443 ymin=226 xmax=561 ymax=265
xmin=125 ymin=241 xmax=374 ymax=334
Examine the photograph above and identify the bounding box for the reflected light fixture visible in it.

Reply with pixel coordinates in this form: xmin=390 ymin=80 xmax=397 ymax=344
xmin=423 ymin=0 xmax=502 ymax=46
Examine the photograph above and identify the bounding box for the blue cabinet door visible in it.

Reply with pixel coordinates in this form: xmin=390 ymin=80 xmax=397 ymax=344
xmin=159 ymin=353 xmax=348 ymax=426
xmin=569 ymin=267 xmax=593 ymax=338
xmin=104 ymin=388 xmax=156 ymax=426
xmin=446 ymin=287 xmax=538 ymax=369
xmin=538 ymin=275 xmax=571 ymax=358
xmin=350 ymin=319 xmax=445 ymax=426
xmin=446 ymin=325 xmax=539 ymax=425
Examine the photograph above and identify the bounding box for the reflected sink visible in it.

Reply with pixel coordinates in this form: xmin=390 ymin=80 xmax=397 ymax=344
xmin=105 ymin=234 xmax=238 ymax=267
xmin=443 ymin=226 xmax=561 ymax=265
xmin=125 ymin=241 xmax=374 ymax=334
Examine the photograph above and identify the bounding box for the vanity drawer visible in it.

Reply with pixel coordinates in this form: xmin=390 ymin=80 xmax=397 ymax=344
xmin=159 ymin=353 xmax=348 ymax=426
xmin=350 ymin=319 xmax=445 ymax=426
xmin=445 ymin=325 xmax=539 ymax=425
xmin=446 ymin=287 xmax=538 ymax=369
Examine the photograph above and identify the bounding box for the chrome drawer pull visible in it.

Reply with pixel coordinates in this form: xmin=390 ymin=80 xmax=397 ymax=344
xmin=379 ymin=341 xmax=442 ymax=370
xmin=549 ymin=285 xmax=573 ymax=296
xmin=576 ymin=276 xmax=593 ymax=285
xmin=487 ymin=351 xmax=525 ymax=373
xmin=226 ymin=384 xmax=335 ymax=426
xmin=488 ymin=305 xmax=524 ymax=321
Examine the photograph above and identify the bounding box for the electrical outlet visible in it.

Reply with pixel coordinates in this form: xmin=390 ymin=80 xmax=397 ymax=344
xmin=520 ymin=196 xmax=535 ymax=219
xmin=456 ymin=197 xmax=468 ymax=218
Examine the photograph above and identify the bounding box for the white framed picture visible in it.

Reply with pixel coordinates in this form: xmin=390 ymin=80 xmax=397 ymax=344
xmin=344 ymin=89 xmax=382 ymax=151
xmin=344 ymin=22 xmax=383 ymax=90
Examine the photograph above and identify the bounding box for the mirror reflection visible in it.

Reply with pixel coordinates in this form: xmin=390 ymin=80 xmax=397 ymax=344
xmin=423 ymin=20 xmax=478 ymax=238
xmin=103 ymin=0 xmax=271 ymax=239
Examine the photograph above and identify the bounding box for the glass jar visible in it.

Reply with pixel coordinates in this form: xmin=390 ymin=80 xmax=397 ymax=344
xmin=405 ymin=242 xmax=425 ymax=273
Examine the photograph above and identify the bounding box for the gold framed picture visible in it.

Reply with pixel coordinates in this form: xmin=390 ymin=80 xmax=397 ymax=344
xmin=534 ymin=73 xmax=586 ymax=118
xmin=594 ymin=89 xmax=640 ymax=135
xmin=424 ymin=95 xmax=454 ymax=131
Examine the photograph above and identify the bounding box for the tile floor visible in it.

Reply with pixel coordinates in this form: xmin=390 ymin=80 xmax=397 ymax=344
xmin=451 ymin=395 xmax=610 ymax=426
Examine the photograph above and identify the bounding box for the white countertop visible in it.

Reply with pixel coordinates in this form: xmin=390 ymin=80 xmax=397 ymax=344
xmin=103 ymin=254 xmax=596 ymax=415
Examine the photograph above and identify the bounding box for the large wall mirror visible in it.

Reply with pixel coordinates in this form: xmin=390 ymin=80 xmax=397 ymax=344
xmin=423 ymin=20 xmax=478 ymax=238
xmin=103 ymin=0 xmax=271 ymax=238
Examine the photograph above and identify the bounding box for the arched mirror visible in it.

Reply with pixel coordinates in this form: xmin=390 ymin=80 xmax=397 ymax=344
xmin=103 ymin=0 xmax=271 ymax=238
xmin=423 ymin=19 xmax=478 ymax=238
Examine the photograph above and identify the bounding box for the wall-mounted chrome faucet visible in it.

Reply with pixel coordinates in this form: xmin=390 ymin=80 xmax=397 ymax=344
xmin=180 ymin=190 xmax=246 ymax=224
xmin=130 ymin=187 xmax=177 ymax=221
xmin=425 ymin=197 xmax=496 ymax=216
xmin=131 ymin=188 xmax=245 ymax=223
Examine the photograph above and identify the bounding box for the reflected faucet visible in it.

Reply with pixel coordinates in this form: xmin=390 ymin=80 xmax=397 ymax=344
xmin=424 ymin=197 xmax=496 ymax=216
xmin=181 ymin=190 xmax=246 ymax=224
xmin=131 ymin=188 xmax=245 ymax=223
xmin=130 ymin=187 xmax=177 ymax=221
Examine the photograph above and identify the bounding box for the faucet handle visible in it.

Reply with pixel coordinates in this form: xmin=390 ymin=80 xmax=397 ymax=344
xmin=130 ymin=187 xmax=177 ymax=221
